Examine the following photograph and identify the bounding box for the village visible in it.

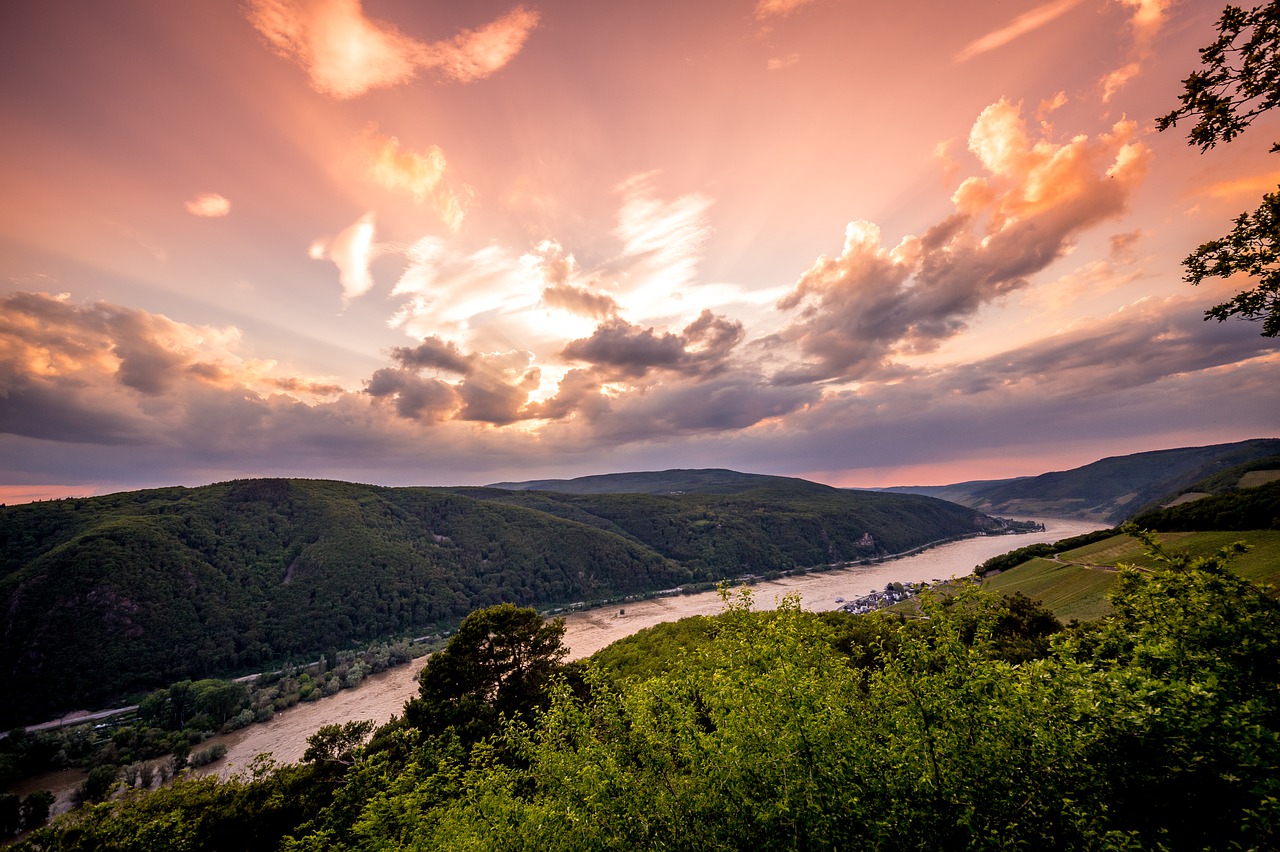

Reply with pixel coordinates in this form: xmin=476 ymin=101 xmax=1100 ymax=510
xmin=837 ymin=581 xmax=931 ymax=615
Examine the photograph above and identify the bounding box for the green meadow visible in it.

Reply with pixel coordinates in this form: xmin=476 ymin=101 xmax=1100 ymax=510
xmin=983 ymin=530 xmax=1280 ymax=621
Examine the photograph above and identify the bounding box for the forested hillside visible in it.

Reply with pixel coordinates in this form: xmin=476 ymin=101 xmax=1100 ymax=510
xmin=0 ymin=477 xmax=989 ymax=726
xmin=15 ymin=535 xmax=1279 ymax=851
xmin=487 ymin=468 xmax=836 ymax=495
xmin=883 ymin=438 xmax=1280 ymax=522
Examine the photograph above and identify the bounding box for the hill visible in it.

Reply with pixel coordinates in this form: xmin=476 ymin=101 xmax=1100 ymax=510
xmin=881 ymin=438 xmax=1280 ymax=523
xmin=0 ymin=476 xmax=992 ymax=726
xmin=487 ymin=468 xmax=834 ymax=496
xmin=982 ymin=529 xmax=1280 ymax=621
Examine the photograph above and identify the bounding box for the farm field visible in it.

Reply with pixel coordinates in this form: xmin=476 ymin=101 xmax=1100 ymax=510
xmin=983 ymin=529 xmax=1280 ymax=621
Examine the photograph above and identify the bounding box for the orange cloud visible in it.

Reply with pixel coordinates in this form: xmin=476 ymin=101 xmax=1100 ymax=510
xmin=420 ymin=5 xmax=541 ymax=83
xmin=955 ymin=0 xmax=1082 ymax=62
xmin=957 ymin=99 xmax=1148 ymax=230
xmin=1100 ymin=62 xmax=1140 ymax=103
xmin=755 ymin=0 xmax=820 ymax=21
xmin=0 ymin=292 xmax=343 ymax=426
xmin=361 ymin=127 xmax=473 ymax=229
xmin=1095 ymin=0 xmax=1171 ymax=100
xmin=184 ymin=193 xmax=230 ymax=217
xmin=1201 ymin=170 xmax=1280 ymax=199
xmin=245 ymin=0 xmax=539 ymax=98
xmin=1117 ymin=0 xmax=1171 ymax=48
xmin=365 ymin=131 xmax=446 ymax=201
xmin=775 ymin=99 xmax=1150 ymax=382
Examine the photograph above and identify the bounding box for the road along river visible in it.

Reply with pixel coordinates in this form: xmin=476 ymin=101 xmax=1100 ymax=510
xmin=203 ymin=516 xmax=1102 ymax=777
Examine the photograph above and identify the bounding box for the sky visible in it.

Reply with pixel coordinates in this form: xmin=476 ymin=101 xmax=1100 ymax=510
xmin=1 ymin=0 xmax=1277 ymax=503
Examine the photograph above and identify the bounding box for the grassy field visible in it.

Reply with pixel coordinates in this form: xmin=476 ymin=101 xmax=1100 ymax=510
xmin=982 ymin=530 xmax=1280 ymax=621
xmin=982 ymin=557 xmax=1117 ymax=621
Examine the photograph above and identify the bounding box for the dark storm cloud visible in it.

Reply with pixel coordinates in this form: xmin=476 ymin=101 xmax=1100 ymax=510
xmin=561 ymin=319 xmax=687 ymax=376
xmin=947 ymin=297 xmax=1274 ymax=398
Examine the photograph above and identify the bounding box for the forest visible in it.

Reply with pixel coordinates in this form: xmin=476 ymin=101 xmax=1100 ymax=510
xmin=0 ymin=476 xmax=994 ymax=726
xmin=10 ymin=528 xmax=1278 ymax=850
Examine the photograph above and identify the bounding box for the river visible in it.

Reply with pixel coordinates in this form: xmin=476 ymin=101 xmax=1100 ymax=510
xmin=200 ymin=516 xmax=1102 ymax=777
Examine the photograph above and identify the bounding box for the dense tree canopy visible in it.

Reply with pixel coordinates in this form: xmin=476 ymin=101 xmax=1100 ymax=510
xmin=406 ymin=603 xmax=568 ymax=744
xmin=0 ymin=477 xmax=985 ymax=726
xmin=1159 ymin=1 xmax=1280 ymax=335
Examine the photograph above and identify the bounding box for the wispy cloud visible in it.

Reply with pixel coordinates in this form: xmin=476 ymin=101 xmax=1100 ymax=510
xmin=1100 ymin=61 xmax=1140 ymax=103
xmin=1200 ymin=170 xmax=1280 ymax=199
xmin=955 ymin=0 xmax=1082 ymax=62
xmin=361 ymin=126 xmax=473 ymax=229
xmin=1117 ymin=0 xmax=1171 ymax=48
xmin=419 ymin=5 xmax=542 ymax=83
xmin=310 ymin=212 xmax=378 ymax=302
xmin=245 ymin=0 xmax=539 ymax=98
xmin=755 ymin=0 xmax=821 ymax=21
xmin=1096 ymin=0 xmax=1174 ymax=100
xmin=609 ymin=174 xmax=714 ymax=314
xmin=185 ymin=193 xmax=230 ymax=217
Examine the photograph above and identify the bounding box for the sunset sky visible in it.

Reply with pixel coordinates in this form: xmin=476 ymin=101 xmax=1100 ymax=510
xmin=2 ymin=0 xmax=1278 ymax=502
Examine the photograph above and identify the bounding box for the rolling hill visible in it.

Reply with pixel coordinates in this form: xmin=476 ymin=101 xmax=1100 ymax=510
xmin=881 ymin=438 xmax=1280 ymax=522
xmin=487 ymin=468 xmax=835 ymax=496
xmin=0 ymin=476 xmax=992 ymax=726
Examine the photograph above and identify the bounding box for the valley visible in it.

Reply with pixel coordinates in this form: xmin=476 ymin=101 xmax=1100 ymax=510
xmin=201 ymin=516 xmax=1099 ymax=781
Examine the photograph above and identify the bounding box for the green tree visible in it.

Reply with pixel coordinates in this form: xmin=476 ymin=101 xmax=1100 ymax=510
xmin=303 ymin=720 xmax=373 ymax=772
xmin=405 ymin=603 xmax=567 ymax=743
xmin=0 ymin=793 xmax=19 ymax=837
xmin=19 ymin=791 xmax=54 ymax=832
xmin=76 ymin=764 xmax=119 ymax=805
xmin=1159 ymin=1 xmax=1280 ymax=335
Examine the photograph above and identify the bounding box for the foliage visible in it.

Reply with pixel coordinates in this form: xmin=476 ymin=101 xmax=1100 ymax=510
xmin=20 ymin=791 xmax=55 ymax=833
xmin=1158 ymin=1 xmax=1280 ymax=334
xmin=406 ymin=604 xmax=568 ymax=745
xmin=343 ymin=552 xmax=1279 ymax=850
xmin=487 ymin=467 xmax=837 ymax=495
xmin=303 ymin=721 xmax=373 ymax=772
xmin=187 ymin=743 xmax=227 ymax=769
xmin=16 ymin=765 xmax=329 ymax=852
xmin=16 ymin=531 xmax=1280 ymax=849
xmin=0 ymin=477 xmax=987 ymax=726
xmin=463 ymin=484 xmax=985 ymax=575
xmin=1132 ymin=478 xmax=1280 ymax=531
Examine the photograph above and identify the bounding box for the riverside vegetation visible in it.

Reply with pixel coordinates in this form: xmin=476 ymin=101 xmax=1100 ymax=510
xmin=10 ymin=524 xmax=1279 ymax=850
